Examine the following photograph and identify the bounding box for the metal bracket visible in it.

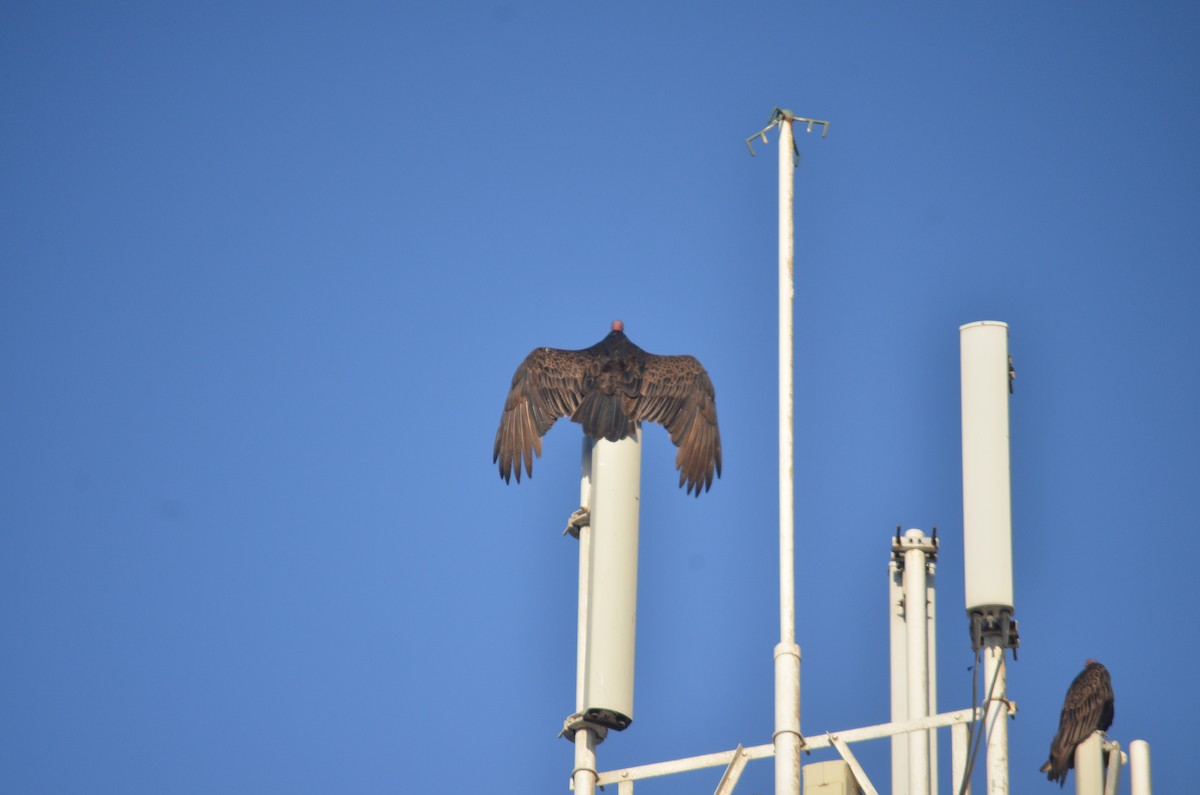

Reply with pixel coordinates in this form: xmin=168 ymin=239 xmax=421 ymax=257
xmin=559 ymin=712 xmax=610 ymax=744
xmin=968 ymin=610 xmax=1020 ymax=656
xmin=712 ymin=744 xmax=749 ymax=795
xmin=828 ymin=734 xmax=880 ymax=795
xmin=745 ymin=106 xmax=830 ymax=166
xmin=891 ymin=525 xmax=940 ymax=567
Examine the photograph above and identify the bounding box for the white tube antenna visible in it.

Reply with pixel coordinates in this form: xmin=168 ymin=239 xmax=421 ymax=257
xmin=960 ymin=321 xmax=1018 ymax=795
xmin=581 ymin=432 xmax=641 ymax=727
xmin=1129 ymin=740 xmax=1151 ymax=795
xmin=564 ymin=432 xmax=642 ymax=795
xmin=1074 ymin=732 xmax=1103 ymax=795
xmin=959 ymin=321 xmax=1015 ymax=620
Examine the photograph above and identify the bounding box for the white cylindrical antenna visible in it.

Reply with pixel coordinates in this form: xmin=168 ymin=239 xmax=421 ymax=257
xmin=1074 ymin=732 xmax=1103 ymax=795
xmin=774 ymin=113 xmax=802 ymax=795
xmin=1129 ymin=740 xmax=1151 ymax=795
xmin=959 ymin=321 xmax=1015 ymax=617
xmin=961 ymin=321 xmax=1016 ymax=794
xmin=580 ymin=431 xmax=641 ymax=729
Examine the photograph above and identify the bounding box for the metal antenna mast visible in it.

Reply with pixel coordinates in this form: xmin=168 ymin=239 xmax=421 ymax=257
xmin=747 ymin=106 xmax=828 ymax=795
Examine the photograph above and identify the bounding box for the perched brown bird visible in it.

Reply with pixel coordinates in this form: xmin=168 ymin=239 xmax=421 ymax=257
xmin=1040 ymin=660 xmax=1115 ymax=787
xmin=493 ymin=320 xmax=722 ymax=496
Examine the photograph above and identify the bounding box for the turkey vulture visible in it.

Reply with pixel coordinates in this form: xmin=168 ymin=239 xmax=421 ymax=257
xmin=1040 ymin=660 xmax=1115 ymax=787
xmin=493 ymin=321 xmax=721 ymax=496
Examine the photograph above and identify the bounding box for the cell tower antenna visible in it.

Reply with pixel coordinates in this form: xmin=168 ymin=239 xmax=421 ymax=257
xmin=745 ymin=104 xmax=828 ymax=795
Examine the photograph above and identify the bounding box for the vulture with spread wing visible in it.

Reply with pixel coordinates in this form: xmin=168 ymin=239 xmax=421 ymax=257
xmin=1040 ymin=660 xmax=1115 ymax=787
xmin=493 ymin=321 xmax=721 ymax=496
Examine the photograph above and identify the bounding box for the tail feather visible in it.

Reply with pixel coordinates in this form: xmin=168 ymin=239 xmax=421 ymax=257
xmin=1041 ymin=755 xmax=1069 ymax=787
xmin=572 ymin=390 xmax=635 ymax=442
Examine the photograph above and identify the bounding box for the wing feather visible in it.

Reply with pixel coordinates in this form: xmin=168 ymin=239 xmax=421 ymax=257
xmin=494 ymin=347 xmax=590 ymax=483
xmin=632 ymin=354 xmax=722 ymax=496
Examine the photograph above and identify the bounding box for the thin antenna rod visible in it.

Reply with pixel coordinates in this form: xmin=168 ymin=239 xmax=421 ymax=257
xmin=778 ymin=116 xmax=797 ymax=650
xmin=745 ymin=105 xmax=827 ymax=795
xmin=775 ymin=113 xmax=802 ymax=795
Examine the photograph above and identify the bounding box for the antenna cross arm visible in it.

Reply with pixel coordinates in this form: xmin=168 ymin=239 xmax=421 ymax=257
xmin=744 ymin=106 xmax=830 ymax=164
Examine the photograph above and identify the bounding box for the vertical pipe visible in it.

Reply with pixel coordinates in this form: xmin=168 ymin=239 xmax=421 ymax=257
xmin=903 ymin=532 xmax=930 ymax=795
xmin=888 ymin=559 xmax=909 ymax=795
xmin=951 ymin=721 xmax=971 ymax=795
xmin=572 ymin=441 xmax=598 ymax=795
xmin=982 ymin=639 xmax=1009 ymax=795
xmin=575 ymin=438 xmax=594 ymax=714
xmin=926 ymin=560 xmax=938 ymax=795
xmin=1103 ymin=741 xmax=1122 ymax=795
xmin=774 ymin=115 xmax=802 ymax=795
xmin=1074 ymin=733 xmax=1103 ymax=795
xmin=1129 ymin=740 xmax=1151 ymax=795
xmin=573 ymin=727 xmax=598 ymax=795
xmin=774 ymin=642 xmax=801 ymax=795
xmin=778 ymin=111 xmax=796 ymax=650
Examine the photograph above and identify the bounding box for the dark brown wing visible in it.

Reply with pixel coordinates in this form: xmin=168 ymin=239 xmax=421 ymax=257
xmin=632 ymin=354 xmax=722 ymax=496
xmin=494 ymin=347 xmax=590 ymax=483
xmin=1041 ymin=663 xmax=1114 ymax=786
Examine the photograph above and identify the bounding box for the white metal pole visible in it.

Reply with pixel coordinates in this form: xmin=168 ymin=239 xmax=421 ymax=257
xmin=778 ymin=109 xmax=796 ymax=651
xmin=888 ymin=559 xmax=909 ymax=795
xmin=774 ymin=114 xmax=802 ymax=795
xmin=1103 ymin=741 xmax=1122 ymax=795
xmin=951 ymin=721 xmax=971 ymax=795
xmin=1074 ymin=732 xmax=1103 ymax=795
xmin=575 ymin=438 xmax=594 ymax=713
xmin=926 ymin=558 xmax=938 ymax=795
xmin=982 ymin=638 xmax=1009 ymax=795
xmin=903 ymin=531 xmax=931 ymax=795
xmin=1129 ymin=740 xmax=1151 ymax=795
xmin=573 ymin=727 xmax=598 ymax=795
xmin=572 ymin=439 xmax=598 ymax=795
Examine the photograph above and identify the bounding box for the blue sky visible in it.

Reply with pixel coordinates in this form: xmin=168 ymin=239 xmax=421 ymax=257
xmin=3 ymin=2 xmax=1198 ymax=792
